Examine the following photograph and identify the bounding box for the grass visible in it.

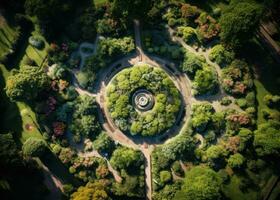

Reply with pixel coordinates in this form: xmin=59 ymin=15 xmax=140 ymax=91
xmin=94 ymin=0 xmax=107 ymax=6
xmin=0 ymin=64 xmax=43 ymax=143
xmin=20 ymin=31 xmax=49 ymax=67
xmin=0 ymin=16 xmax=19 ymax=57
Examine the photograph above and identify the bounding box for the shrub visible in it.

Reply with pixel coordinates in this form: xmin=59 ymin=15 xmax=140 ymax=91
xmin=181 ymin=51 xmax=205 ymax=78
xmin=22 ymin=137 xmax=48 ymax=157
xmin=209 ymin=45 xmax=234 ymax=67
xmin=236 ymin=98 xmax=247 ymax=109
xmin=228 ymin=153 xmax=245 ymax=169
xmin=28 ymin=36 xmax=44 ymax=49
xmin=160 ymin=171 xmax=172 ymax=184
xmin=222 ymin=60 xmax=252 ymax=95
xmin=263 ymin=94 xmax=280 ymax=108
xmin=220 ymin=97 xmax=232 ymax=106
xmin=192 ymin=66 xmax=218 ymax=95
xmin=177 ymin=26 xmax=198 ymax=44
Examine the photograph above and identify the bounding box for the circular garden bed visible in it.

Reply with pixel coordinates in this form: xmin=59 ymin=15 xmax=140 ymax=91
xmin=106 ymin=64 xmax=182 ymax=136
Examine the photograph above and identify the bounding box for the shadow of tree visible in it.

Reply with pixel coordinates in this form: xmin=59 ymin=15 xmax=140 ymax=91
xmin=0 ymin=69 xmax=23 ymax=145
xmin=41 ymin=150 xmax=81 ymax=187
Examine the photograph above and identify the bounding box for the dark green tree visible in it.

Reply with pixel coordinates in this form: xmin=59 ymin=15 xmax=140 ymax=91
xmin=5 ymin=66 xmax=49 ymax=102
xmin=220 ymin=1 xmax=263 ymax=49
xmin=174 ymin=166 xmax=222 ymax=200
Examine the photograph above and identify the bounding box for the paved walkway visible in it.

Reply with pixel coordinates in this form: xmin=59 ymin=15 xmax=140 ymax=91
xmin=66 ymin=20 xmax=245 ymax=200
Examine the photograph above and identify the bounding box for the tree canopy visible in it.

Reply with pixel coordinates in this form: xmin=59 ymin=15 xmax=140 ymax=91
xmin=220 ymin=1 xmax=263 ymax=49
xmin=5 ymin=66 xmax=49 ymax=102
xmin=175 ymin=166 xmax=222 ymax=200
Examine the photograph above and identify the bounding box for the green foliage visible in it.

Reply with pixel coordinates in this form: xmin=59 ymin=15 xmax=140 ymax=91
xmin=71 ymin=181 xmax=111 ymax=200
xmin=228 ymin=153 xmax=245 ymax=169
xmin=238 ymin=128 xmax=253 ymax=151
xmin=191 ymin=103 xmax=214 ymax=132
xmin=220 ymin=1 xmax=263 ymax=49
xmin=106 ymin=65 xmax=181 ymax=136
xmin=70 ymin=95 xmax=100 ymax=138
xmin=254 ymin=121 xmax=280 ymax=157
xmin=5 ymin=65 xmax=49 ymax=102
xmin=177 ymin=26 xmax=198 ymax=44
xmin=206 ymin=145 xmax=227 ymax=162
xmin=263 ymin=94 xmax=280 ymax=108
xmin=160 ymin=170 xmax=172 ymax=184
xmin=22 ymin=137 xmax=47 ymax=157
xmin=161 ymin=133 xmax=195 ymax=161
xmin=92 ymin=132 xmax=115 ymax=154
xmin=112 ymin=170 xmax=145 ymax=198
xmin=110 ymin=0 xmax=151 ymax=19
xmin=175 ymin=166 xmax=222 ymax=200
xmin=181 ymin=51 xmax=205 ymax=78
xmin=110 ymin=147 xmax=144 ymax=171
xmin=192 ymin=66 xmax=218 ymax=95
xmin=209 ymin=45 xmax=234 ymax=67
xmin=0 ymin=133 xmax=21 ymax=166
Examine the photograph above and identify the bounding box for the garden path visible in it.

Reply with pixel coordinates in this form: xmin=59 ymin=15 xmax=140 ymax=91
xmin=78 ymin=150 xmax=122 ymax=183
xmin=68 ymin=20 xmax=244 ymax=200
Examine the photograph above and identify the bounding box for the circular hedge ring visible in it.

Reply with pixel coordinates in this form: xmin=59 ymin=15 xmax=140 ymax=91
xmin=106 ymin=64 xmax=182 ymax=136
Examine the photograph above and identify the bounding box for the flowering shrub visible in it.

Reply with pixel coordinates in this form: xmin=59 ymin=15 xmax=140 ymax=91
xmin=53 ymin=122 xmax=66 ymax=136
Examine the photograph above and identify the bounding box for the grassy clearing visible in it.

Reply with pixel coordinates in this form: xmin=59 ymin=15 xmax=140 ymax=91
xmin=0 ymin=16 xmax=19 ymax=57
xmin=20 ymin=31 xmax=49 ymax=67
xmin=0 ymin=64 xmax=42 ymax=143
xmin=94 ymin=0 xmax=107 ymax=6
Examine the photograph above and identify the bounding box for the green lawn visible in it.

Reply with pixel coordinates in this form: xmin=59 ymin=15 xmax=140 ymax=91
xmin=0 ymin=22 xmax=48 ymax=143
xmin=0 ymin=64 xmax=43 ymax=143
xmin=0 ymin=16 xmax=19 ymax=57
xmin=94 ymin=0 xmax=107 ymax=6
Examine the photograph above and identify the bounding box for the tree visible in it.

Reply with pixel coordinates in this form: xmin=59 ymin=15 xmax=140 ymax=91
xmin=174 ymin=166 xmax=222 ymax=200
xmin=220 ymin=1 xmax=263 ymax=49
xmin=109 ymin=0 xmax=151 ymax=19
xmin=193 ymin=67 xmax=218 ymax=95
xmin=254 ymin=121 xmax=280 ymax=157
xmin=22 ymin=137 xmax=48 ymax=157
xmin=92 ymin=132 xmax=115 ymax=154
xmin=71 ymin=181 xmax=111 ymax=200
xmin=228 ymin=153 xmax=245 ymax=169
xmin=160 ymin=170 xmax=172 ymax=184
xmin=206 ymin=145 xmax=227 ymax=169
xmin=5 ymin=66 xmax=49 ymax=102
xmin=110 ymin=147 xmax=144 ymax=171
xmin=0 ymin=133 xmax=21 ymax=166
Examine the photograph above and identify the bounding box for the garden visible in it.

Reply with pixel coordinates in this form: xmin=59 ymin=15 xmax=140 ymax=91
xmin=0 ymin=0 xmax=280 ymax=200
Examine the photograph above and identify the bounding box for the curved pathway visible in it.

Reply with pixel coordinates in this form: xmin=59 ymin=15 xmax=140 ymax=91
xmin=68 ymin=20 xmax=245 ymax=200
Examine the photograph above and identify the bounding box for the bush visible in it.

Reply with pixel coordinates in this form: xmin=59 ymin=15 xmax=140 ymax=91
xmin=177 ymin=26 xmax=198 ymax=44
xmin=263 ymin=94 xmax=280 ymax=108
xmin=181 ymin=51 xmax=205 ymax=78
xmin=28 ymin=36 xmax=44 ymax=49
xmin=220 ymin=97 xmax=232 ymax=106
xmin=228 ymin=153 xmax=245 ymax=169
xmin=192 ymin=66 xmax=218 ymax=95
xmin=160 ymin=171 xmax=172 ymax=184
xmin=236 ymin=98 xmax=247 ymax=109
xmin=22 ymin=137 xmax=48 ymax=157
xmin=222 ymin=60 xmax=253 ymax=95
xmin=209 ymin=45 xmax=234 ymax=67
